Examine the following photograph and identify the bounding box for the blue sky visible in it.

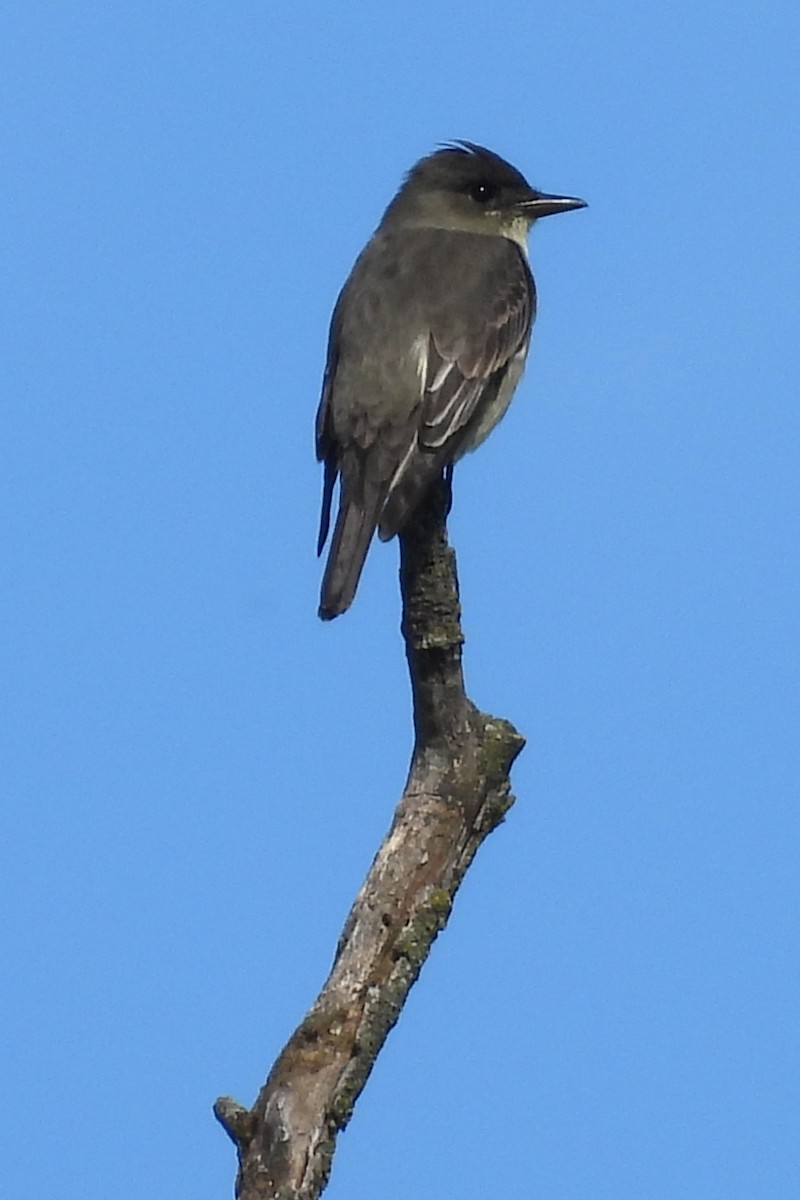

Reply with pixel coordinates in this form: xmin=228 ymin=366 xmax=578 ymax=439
xmin=3 ymin=3 xmax=799 ymax=1197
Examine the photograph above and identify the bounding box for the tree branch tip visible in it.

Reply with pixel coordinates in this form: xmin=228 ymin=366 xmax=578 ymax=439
xmin=213 ymin=1095 xmax=254 ymax=1146
xmin=482 ymin=715 xmax=526 ymax=769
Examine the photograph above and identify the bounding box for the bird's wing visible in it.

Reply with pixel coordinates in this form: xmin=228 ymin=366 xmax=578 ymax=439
xmin=420 ymin=242 xmax=534 ymax=453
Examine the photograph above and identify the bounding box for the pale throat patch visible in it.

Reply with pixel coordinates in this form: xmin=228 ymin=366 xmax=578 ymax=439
xmin=503 ymin=215 xmax=532 ymax=256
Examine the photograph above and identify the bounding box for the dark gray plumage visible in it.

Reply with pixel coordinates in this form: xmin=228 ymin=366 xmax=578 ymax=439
xmin=315 ymin=142 xmax=585 ymax=620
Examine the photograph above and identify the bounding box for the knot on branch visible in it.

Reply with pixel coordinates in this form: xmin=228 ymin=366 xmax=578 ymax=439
xmin=213 ymin=1096 xmax=255 ymax=1148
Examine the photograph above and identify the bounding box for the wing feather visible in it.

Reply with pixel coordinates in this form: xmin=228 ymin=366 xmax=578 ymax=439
xmin=418 ymin=244 xmax=534 ymax=454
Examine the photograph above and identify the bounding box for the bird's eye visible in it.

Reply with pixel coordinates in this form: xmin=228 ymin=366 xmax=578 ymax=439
xmin=468 ymin=181 xmax=498 ymax=204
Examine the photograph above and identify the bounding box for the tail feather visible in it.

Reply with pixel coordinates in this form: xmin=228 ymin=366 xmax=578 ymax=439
xmin=318 ymin=493 xmax=383 ymax=620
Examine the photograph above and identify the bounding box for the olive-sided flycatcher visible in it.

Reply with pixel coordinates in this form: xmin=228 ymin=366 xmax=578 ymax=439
xmin=315 ymin=141 xmax=585 ymax=620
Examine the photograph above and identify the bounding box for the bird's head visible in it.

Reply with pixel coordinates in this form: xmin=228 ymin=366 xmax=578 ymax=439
xmin=384 ymin=141 xmax=586 ymax=244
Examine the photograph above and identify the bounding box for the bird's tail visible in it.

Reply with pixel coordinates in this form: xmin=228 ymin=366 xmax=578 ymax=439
xmin=318 ymin=491 xmax=384 ymax=620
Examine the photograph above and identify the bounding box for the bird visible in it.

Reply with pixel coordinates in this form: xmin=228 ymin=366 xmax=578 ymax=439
xmin=315 ymin=141 xmax=585 ymax=620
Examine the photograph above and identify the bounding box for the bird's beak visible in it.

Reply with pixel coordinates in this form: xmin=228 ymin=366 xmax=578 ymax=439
xmin=516 ymin=191 xmax=587 ymax=219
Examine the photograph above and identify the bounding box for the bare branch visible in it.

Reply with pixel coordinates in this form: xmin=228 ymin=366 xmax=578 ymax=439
xmin=217 ymin=479 xmax=525 ymax=1199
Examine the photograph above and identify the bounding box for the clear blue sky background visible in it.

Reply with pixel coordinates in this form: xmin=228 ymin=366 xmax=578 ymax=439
xmin=3 ymin=3 xmax=798 ymax=1197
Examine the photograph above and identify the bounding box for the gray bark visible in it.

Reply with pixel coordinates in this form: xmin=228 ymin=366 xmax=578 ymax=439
xmin=215 ymin=480 xmax=525 ymax=1199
